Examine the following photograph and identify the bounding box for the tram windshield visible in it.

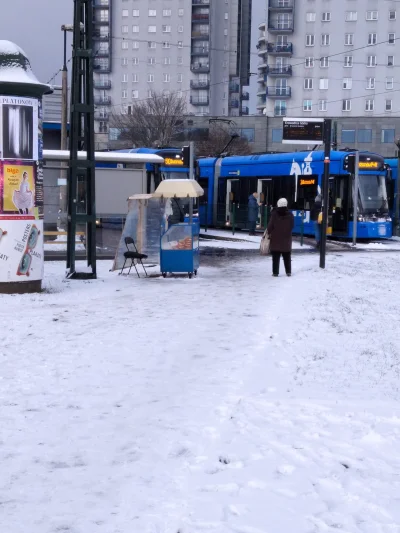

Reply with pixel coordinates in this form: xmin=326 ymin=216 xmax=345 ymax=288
xmin=161 ymin=171 xmax=190 ymax=180
xmin=358 ymin=175 xmax=389 ymax=214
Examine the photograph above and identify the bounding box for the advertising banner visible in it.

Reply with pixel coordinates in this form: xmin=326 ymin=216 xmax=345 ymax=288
xmin=0 ymin=96 xmax=39 ymax=161
xmin=0 ymin=219 xmax=43 ymax=281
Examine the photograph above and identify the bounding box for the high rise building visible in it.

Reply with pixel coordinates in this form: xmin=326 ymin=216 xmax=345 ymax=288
xmin=257 ymin=0 xmax=399 ymax=120
xmin=92 ymin=0 xmax=252 ymax=149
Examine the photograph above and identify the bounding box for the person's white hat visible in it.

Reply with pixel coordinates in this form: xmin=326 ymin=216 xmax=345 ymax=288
xmin=277 ymin=198 xmax=288 ymax=207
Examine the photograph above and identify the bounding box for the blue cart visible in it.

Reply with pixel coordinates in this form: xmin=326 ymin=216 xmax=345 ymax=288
xmin=160 ymin=222 xmax=200 ymax=278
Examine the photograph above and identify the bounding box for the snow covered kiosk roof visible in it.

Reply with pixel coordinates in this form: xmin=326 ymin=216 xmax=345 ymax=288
xmin=153 ymin=179 xmax=204 ymax=198
xmin=0 ymin=40 xmax=53 ymax=97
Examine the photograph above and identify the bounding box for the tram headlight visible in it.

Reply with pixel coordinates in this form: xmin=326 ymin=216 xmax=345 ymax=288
xmin=357 ymin=216 xmax=365 ymax=222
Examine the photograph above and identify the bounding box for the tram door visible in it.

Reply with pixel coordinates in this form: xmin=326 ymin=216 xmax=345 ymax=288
xmin=226 ymin=179 xmax=240 ymax=222
xmin=257 ymin=178 xmax=273 ymax=207
xmin=329 ymin=175 xmax=350 ymax=233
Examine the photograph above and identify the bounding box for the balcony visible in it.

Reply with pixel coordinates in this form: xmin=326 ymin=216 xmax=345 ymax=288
xmin=94 ymin=112 xmax=109 ymax=121
xmin=94 ymin=49 xmax=110 ymax=58
xmin=94 ymin=96 xmax=112 ymax=105
xmin=241 ymin=92 xmax=250 ymax=101
xmin=258 ymin=22 xmax=266 ymax=30
xmin=191 ymin=46 xmax=209 ymax=56
xmin=269 ymin=0 xmax=294 ymax=11
xmin=93 ymin=18 xmax=110 ymax=26
xmin=192 ymin=31 xmax=210 ymax=39
xmin=192 ymin=0 xmax=210 ymax=4
xmin=190 ymin=96 xmax=209 ymax=106
xmin=229 ymin=99 xmax=240 ymax=109
xmin=192 ymin=13 xmax=210 ymax=21
xmin=266 ymin=86 xmax=291 ymax=97
xmin=93 ymin=64 xmax=111 ymax=73
xmin=266 ymin=65 xmax=292 ymax=76
xmin=257 ymin=46 xmax=268 ymax=57
xmin=267 ymin=42 xmax=293 ymax=55
xmin=257 ymin=97 xmax=267 ymax=109
xmin=190 ymin=79 xmax=210 ymax=89
xmin=94 ymin=80 xmax=112 ymax=90
xmin=93 ymin=32 xmax=110 ymax=41
xmin=229 ymin=83 xmax=240 ymax=93
xmin=259 ymin=32 xmax=267 ymax=44
xmin=258 ymin=61 xmax=268 ymax=70
xmin=94 ymin=0 xmax=109 ymax=8
xmin=242 ymin=106 xmax=250 ymax=115
xmin=268 ymin=21 xmax=294 ymax=33
xmin=258 ymin=73 xmax=267 ymax=83
xmin=191 ymin=63 xmax=210 ymax=73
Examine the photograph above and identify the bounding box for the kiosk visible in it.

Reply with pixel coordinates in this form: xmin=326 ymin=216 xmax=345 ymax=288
xmin=153 ymin=180 xmax=204 ymax=279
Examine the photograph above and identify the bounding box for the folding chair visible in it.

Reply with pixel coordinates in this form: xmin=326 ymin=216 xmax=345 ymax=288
xmin=120 ymin=237 xmax=148 ymax=278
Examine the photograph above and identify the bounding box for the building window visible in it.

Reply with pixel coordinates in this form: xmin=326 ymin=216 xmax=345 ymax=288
xmin=122 ymin=73 xmax=128 ymax=82
xmin=306 ymin=34 xmax=315 ymax=46
xmin=320 ymin=57 xmax=329 ymax=68
xmin=321 ymin=34 xmax=330 ymax=46
xmin=366 ymin=77 xmax=375 ymax=89
xmin=318 ymin=100 xmax=327 ymax=112
xmin=177 ymin=57 xmax=183 ymax=65
xmin=342 ymin=129 xmax=355 ymax=143
xmin=367 ymin=55 xmax=376 ymax=67
xmin=162 ymin=25 xmax=171 ymax=33
xmin=389 ymin=11 xmax=396 ymax=20
xmin=382 ymin=129 xmax=395 ymax=143
xmin=164 ymin=57 xmax=171 ymax=65
xmin=306 ymin=12 xmax=316 ymax=22
xmin=132 ymin=25 xmax=139 ymax=33
xmin=345 ymin=33 xmax=354 ymax=46
xmin=342 ymin=78 xmax=352 ymax=89
xmin=163 ymin=73 xmax=170 ymax=82
xmin=121 ymin=57 xmax=128 ymax=66
xmin=241 ymin=129 xmax=255 ymax=142
xmin=122 ymin=90 xmax=127 ymax=99
xmin=132 ymin=42 xmax=139 ymax=49
xmin=386 ymin=77 xmax=394 ymax=89
xmin=303 ymin=100 xmax=313 ymax=112
xmin=272 ymin=128 xmax=283 ymax=143
xmin=163 ymin=9 xmax=172 ymax=16
xmin=224 ymin=29 xmax=228 ymax=36
xmin=322 ymin=12 xmax=331 ymax=22
xmin=147 ymin=74 xmax=154 ymax=82
xmin=274 ymin=101 xmax=287 ymax=116
xmin=148 ymin=26 xmax=156 ymax=33
xmin=358 ymin=129 xmax=372 ymax=143
xmin=342 ymin=99 xmax=351 ymax=111
xmin=132 ymin=10 xmax=139 ymax=17
xmin=368 ymin=33 xmax=377 ymax=45
xmin=178 ymin=8 xmax=184 ymax=16
xmin=366 ymin=11 xmax=378 ymax=21
xmin=121 ymin=25 xmax=128 ymax=33
xmin=178 ymin=41 xmax=183 ymax=48
xmin=388 ymin=55 xmax=394 ymax=66
xmin=365 ymin=99 xmax=374 ymax=111
xmin=122 ymin=9 xmax=129 ymax=17
xmin=388 ymin=33 xmax=396 ymax=44
xmin=148 ymin=9 xmax=156 ymax=16
xmin=132 ymin=90 xmax=139 ymax=99
xmin=148 ymin=41 xmax=156 ymax=49
xmin=304 ymin=78 xmax=313 ymax=90
xmin=132 ymin=74 xmax=138 ymax=83
xmin=225 ymin=12 xmax=229 ymax=19
xmin=345 ymin=11 xmax=357 ymax=21
xmin=178 ymin=25 xmax=184 ymax=33
xmin=147 ymin=57 xmax=156 ymax=65
xmin=121 ymin=41 xmax=128 ymax=49
xmin=305 ymin=57 xmax=314 ymax=68
xmin=177 ymin=74 xmax=183 ymax=83
xmin=163 ymin=41 xmax=170 ymax=48
xmin=319 ymin=78 xmax=329 ymax=90
xmin=385 ymin=100 xmax=393 ymax=112
xmin=344 ymin=56 xmax=353 ymax=67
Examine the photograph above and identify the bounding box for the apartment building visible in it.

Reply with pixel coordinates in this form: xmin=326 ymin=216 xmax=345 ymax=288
xmin=257 ymin=0 xmax=399 ymax=120
xmin=92 ymin=0 xmax=252 ymax=149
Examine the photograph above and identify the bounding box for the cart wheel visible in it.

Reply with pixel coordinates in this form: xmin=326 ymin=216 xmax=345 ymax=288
xmin=162 ymin=272 xmax=167 ymax=278
xmin=194 ymin=270 xmax=197 ymax=276
xmin=188 ymin=272 xmax=193 ymax=279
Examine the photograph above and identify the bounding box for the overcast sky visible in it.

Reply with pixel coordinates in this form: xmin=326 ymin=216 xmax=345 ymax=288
xmin=0 ymin=0 xmax=73 ymax=86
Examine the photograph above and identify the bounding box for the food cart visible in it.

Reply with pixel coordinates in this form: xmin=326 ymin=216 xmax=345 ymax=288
xmin=153 ymin=179 xmax=204 ymax=279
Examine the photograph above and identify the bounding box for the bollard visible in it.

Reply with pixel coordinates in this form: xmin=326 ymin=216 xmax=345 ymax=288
xmin=300 ymin=210 xmax=304 ymax=247
xmin=0 ymin=41 xmax=52 ymax=294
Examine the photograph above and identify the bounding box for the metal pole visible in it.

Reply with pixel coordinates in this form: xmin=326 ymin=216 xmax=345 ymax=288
xmin=300 ymin=209 xmax=304 ymax=247
xmin=232 ymin=203 xmax=236 ymax=235
xmin=189 ymin=141 xmax=194 ymax=224
xmin=320 ymin=118 xmax=332 ymax=269
xmin=352 ymin=151 xmax=359 ymax=246
xmin=60 ymin=29 xmax=69 ymax=226
xmin=396 ymin=153 xmax=400 ymax=236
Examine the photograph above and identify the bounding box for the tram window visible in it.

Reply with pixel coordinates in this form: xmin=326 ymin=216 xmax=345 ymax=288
xmin=198 ymin=178 xmax=209 ymax=204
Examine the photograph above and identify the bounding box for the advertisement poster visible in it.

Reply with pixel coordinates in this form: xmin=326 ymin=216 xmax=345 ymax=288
xmin=0 ymin=96 xmax=39 ymax=161
xmin=1 ymin=162 xmax=37 ymax=216
xmin=0 ymin=219 xmax=43 ymax=282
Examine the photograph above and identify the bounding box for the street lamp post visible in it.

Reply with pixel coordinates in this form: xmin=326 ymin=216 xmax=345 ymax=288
xmin=60 ymin=24 xmax=73 ymax=228
xmin=394 ymin=139 xmax=400 ymax=236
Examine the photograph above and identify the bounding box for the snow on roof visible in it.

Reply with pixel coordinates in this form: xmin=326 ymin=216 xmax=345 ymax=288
xmin=0 ymin=40 xmax=52 ymax=94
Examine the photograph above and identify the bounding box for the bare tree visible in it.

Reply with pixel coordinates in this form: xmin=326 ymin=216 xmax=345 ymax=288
xmin=195 ymin=124 xmax=252 ymax=157
xmin=110 ymin=92 xmax=186 ymax=147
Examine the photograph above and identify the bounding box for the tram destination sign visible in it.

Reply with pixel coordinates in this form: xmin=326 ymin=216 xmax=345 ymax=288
xmin=282 ymin=118 xmax=325 ymax=145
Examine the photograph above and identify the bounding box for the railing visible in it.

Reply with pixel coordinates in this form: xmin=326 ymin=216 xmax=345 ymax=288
xmin=94 ymin=96 xmax=112 ymax=105
xmin=192 ymin=31 xmax=210 ymax=38
xmin=266 ymin=65 xmax=292 ymax=75
xmin=229 ymin=83 xmax=240 ymax=92
xmin=267 ymin=43 xmax=293 ymax=54
xmin=242 ymin=106 xmax=250 ymax=115
xmin=94 ymin=80 xmax=112 ymax=89
xmin=268 ymin=22 xmax=294 ymax=31
xmin=266 ymin=86 xmax=292 ymax=96
xmin=269 ymin=0 xmax=294 ymax=9
xmin=241 ymin=92 xmax=250 ymax=100
xmin=190 ymin=97 xmax=210 ymax=105
xmin=192 ymin=0 xmax=210 ymax=4
xmin=94 ymin=0 xmax=109 ymax=7
xmin=191 ymin=47 xmax=209 ymax=55
xmin=94 ymin=112 xmax=109 ymax=121
xmin=190 ymin=63 xmax=210 ymax=72
xmin=229 ymin=99 xmax=240 ymax=108
xmin=190 ymin=80 xmax=210 ymax=89
xmin=192 ymin=13 xmax=209 ymax=20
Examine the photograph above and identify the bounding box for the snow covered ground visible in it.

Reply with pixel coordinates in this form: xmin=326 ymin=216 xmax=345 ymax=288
xmin=1 ymin=252 xmax=400 ymax=533
xmin=200 ymin=229 xmax=313 ymax=250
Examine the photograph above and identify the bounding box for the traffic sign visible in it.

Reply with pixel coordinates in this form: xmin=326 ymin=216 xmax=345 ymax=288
xmin=282 ymin=118 xmax=325 ymax=145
